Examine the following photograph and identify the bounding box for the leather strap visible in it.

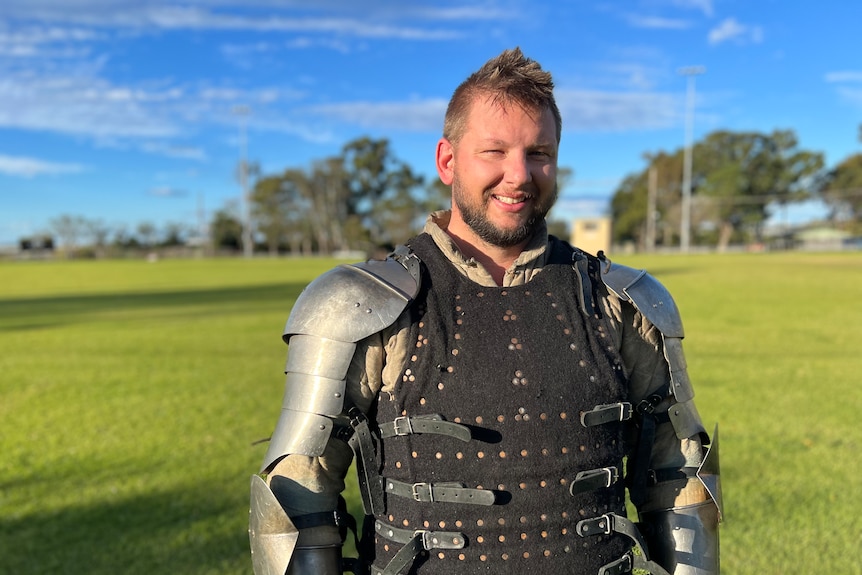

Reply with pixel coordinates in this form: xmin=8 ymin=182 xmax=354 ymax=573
xmin=370 ymin=521 xmax=465 ymax=575
xmin=374 ymin=520 xmax=465 ymax=548
xmin=569 ymin=465 xmax=621 ymax=497
xmin=383 ymin=477 xmax=496 ymax=506
xmin=577 ymin=513 xmax=672 ymax=575
xmin=599 ymin=552 xmax=633 ymax=575
xmin=580 ymin=402 xmax=633 ymax=427
xmin=378 ymin=414 xmax=471 ymax=442
xmin=346 ymin=408 xmax=386 ymax=515
xmin=648 ymin=465 xmax=700 ymax=486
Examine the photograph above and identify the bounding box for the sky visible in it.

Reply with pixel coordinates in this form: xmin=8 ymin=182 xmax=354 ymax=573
xmin=1 ymin=0 xmax=860 ymax=246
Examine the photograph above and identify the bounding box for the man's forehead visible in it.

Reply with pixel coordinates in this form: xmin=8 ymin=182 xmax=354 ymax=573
xmin=465 ymin=96 xmax=557 ymax=142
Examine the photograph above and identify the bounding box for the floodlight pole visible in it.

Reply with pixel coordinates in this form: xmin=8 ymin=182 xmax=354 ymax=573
xmin=233 ymin=104 xmax=253 ymax=258
xmin=679 ymin=66 xmax=704 ymax=253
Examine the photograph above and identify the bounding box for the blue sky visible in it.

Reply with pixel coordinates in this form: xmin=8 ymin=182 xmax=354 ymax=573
xmin=1 ymin=0 xmax=860 ymax=245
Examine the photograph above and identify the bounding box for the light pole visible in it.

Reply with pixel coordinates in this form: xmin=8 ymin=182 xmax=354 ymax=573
xmin=233 ymin=104 xmax=253 ymax=258
xmin=679 ymin=66 xmax=704 ymax=253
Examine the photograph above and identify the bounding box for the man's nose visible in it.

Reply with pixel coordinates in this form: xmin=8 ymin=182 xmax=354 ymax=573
xmin=503 ymin=153 xmax=532 ymax=186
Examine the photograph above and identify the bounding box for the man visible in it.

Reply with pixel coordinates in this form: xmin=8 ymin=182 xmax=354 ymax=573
xmin=250 ymin=47 xmax=721 ymax=575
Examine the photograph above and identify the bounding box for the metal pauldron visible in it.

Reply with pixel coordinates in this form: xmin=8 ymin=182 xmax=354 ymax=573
xmin=261 ymin=255 xmax=421 ymax=472
xmin=600 ymin=261 xmax=706 ymax=440
xmin=250 ymin=252 xmax=421 ymax=575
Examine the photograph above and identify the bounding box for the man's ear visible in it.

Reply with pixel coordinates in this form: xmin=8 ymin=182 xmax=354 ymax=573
xmin=435 ymin=138 xmax=455 ymax=185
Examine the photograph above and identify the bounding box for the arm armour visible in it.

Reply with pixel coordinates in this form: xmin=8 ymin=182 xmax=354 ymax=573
xmin=262 ymin=253 xmax=421 ymax=472
xmin=602 ymin=260 xmax=722 ymax=575
xmin=250 ymin=250 xmax=421 ymax=575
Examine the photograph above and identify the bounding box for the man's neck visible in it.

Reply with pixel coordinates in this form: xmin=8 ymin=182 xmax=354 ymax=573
xmin=444 ymin=227 xmax=525 ymax=286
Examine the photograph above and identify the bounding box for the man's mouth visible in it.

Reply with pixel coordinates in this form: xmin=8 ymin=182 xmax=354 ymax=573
xmin=492 ymin=194 xmax=529 ymax=205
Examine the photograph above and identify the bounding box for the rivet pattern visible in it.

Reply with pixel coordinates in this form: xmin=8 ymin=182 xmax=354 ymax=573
xmin=371 ymin=234 xmax=630 ymax=574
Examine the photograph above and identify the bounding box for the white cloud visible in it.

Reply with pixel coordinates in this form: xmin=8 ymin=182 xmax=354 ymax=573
xmin=626 ymin=15 xmax=691 ymax=30
xmin=556 ymin=89 xmax=678 ymax=132
xmin=148 ymin=186 xmax=189 ymax=198
xmin=0 ymin=73 xmax=181 ymax=138
xmin=671 ymin=0 xmax=713 ymax=17
xmin=308 ymin=99 xmax=449 ymax=132
xmin=140 ymin=142 xmax=208 ymax=161
xmin=0 ymin=153 xmax=84 ymax=177
xmin=825 ymin=71 xmax=862 ymax=83
xmin=708 ymin=18 xmax=764 ymax=45
xmin=307 ymin=90 xmax=681 ymax=134
xmin=835 ymin=87 xmax=862 ymax=108
xmin=0 ymin=2 xmax=468 ymax=40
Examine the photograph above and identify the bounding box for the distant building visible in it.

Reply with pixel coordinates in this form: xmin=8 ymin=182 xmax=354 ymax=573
xmin=795 ymin=227 xmax=851 ymax=251
xmin=570 ymin=217 xmax=611 ymax=257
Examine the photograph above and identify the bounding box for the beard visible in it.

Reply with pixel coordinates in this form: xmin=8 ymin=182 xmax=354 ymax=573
xmin=452 ymin=174 xmax=558 ymax=248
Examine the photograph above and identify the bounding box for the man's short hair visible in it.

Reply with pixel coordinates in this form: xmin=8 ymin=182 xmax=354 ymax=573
xmin=443 ymin=47 xmax=562 ymax=145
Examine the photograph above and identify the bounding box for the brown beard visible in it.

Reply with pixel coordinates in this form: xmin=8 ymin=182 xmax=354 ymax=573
xmin=452 ymin=174 xmax=558 ymax=248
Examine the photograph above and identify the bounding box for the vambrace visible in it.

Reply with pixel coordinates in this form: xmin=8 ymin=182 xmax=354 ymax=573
xmin=249 ymin=476 xmax=341 ymax=575
xmin=602 ymin=259 xmax=721 ymax=573
xmin=640 ymin=427 xmax=722 ymax=575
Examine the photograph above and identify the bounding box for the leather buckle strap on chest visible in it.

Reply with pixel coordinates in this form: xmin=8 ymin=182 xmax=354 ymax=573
xmin=378 ymin=414 xmax=472 ymax=442
xmin=569 ymin=465 xmax=621 ymax=497
xmin=345 ymin=408 xmax=387 ymax=516
xmin=371 ymin=520 xmax=465 ymax=575
xmin=344 ymin=409 xmax=477 ymax=516
xmin=385 ymin=477 xmax=496 ymax=506
xmin=576 ymin=513 xmax=671 ymax=575
xmin=580 ymin=402 xmax=633 ymax=427
xmin=629 ymin=392 xmax=671 ymax=507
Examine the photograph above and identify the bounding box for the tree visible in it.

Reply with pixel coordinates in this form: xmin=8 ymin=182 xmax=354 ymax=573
xmin=342 ymin=137 xmax=426 ymax=250
xmin=610 ymin=152 xmax=684 ymax=249
xmin=248 ymin=136 xmax=427 ymax=255
xmin=50 ymin=214 xmax=89 ymax=255
xmin=818 ymin=153 xmax=862 ymax=227
xmin=694 ymin=130 xmax=823 ymax=250
xmin=161 ymin=222 xmax=189 ymax=247
xmin=136 ymin=221 xmax=158 ymax=249
xmin=251 ymin=174 xmax=299 ymax=255
xmin=610 ymin=129 xmax=824 ymax=251
xmin=210 ymin=205 xmax=243 ymax=251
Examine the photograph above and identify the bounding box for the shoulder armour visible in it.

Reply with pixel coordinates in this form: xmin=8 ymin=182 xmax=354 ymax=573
xmin=601 ymin=262 xmax=683 ymax=338
xmin=261 ymin=250 xmax=421 ymax=470
xmin=284 ymin=250 xmax=421 ymax=344
xmin=602 ymin=260 xmax=704 ymax=439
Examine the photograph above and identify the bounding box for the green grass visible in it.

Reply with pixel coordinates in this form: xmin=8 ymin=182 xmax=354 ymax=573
xmin=1 ymin=252 xmax=860 ymax=574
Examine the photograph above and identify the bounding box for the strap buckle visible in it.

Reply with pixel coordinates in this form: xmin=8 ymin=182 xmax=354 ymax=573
xmin=392 ymin=416 xmax=414 ymax=436
xmin=592 ymin=466 xmax=619 ymax=488
xmin=617 ymin=402 xmax=633 ymax=421
xmin=411 ymin=482 xmax=432 ymax=502
xmin=576 ymin=513 xmax=615 ymax=537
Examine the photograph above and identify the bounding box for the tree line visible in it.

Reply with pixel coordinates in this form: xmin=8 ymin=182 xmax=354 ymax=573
xmin=25 ymin=126 xmax=862 ymax=258
xmin=611 ymin=126 xmax=862 ymax=251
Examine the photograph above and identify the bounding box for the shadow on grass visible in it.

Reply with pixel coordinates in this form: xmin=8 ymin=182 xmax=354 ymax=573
xmin=0 ymin=282 xmax=311 ymax=331
xmin=0 ymin=485 xmax=251 ymax=575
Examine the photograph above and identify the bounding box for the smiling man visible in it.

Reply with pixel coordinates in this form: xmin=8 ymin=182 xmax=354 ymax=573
xmin=251 ymin=48 xmax=721 ymax=575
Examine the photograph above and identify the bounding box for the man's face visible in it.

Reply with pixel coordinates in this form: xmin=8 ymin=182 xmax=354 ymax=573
xmin=437 ymin=95 xmax=558 ymax=248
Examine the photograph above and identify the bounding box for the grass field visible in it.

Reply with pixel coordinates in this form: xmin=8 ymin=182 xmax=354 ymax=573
xmin=1 ymin=252 xmax=860 ymax=574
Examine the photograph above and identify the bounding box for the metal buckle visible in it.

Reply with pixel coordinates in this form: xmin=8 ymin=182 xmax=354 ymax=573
xmin=602 ymin=466 xmax=619 ymax=487
xmin=597 ymin=513 xmax=614 ymax=535
xmin=392 ymin=416 xmax=414 ymax=436
xmin=577 ymin=514 xmax=615 ymax=538
xmin=618 ymin=402 xmax=633 ymax=421
xmin=417 ymin=530 xmax=438 ymax=550
xmin=636 ymin=394 xmax=663 ymax=415
xmin=411 ymin=482 xmax=432 ymax=502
